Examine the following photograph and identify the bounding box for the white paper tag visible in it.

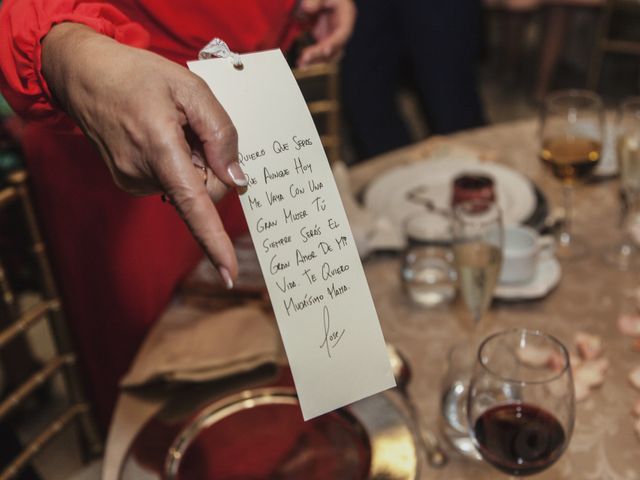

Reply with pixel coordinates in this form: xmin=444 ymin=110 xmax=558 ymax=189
xmin=189 ymin=50 xmax=395 ymax=420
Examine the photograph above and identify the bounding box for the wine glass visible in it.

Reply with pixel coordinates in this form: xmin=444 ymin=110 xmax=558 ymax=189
xmin=451 ymin=199 xmax=504 ymax=332
xmin=440 ymin=199 xmax=503 ymax=458
xmin=540 ymin=90 xmax=604 ymax=260
xmin=604 ymin=96 xmax=640 ymax=269
xmin=467 ymin=329 xmax=575 ymax=477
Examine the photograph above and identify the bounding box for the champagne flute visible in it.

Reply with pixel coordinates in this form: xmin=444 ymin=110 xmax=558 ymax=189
xmin=467 ymin=329 xmax=575 ymax=477
xmin=605 ymin=96 xmax=640 ymax=269
xmin=451 ymin=199 xmax=504 ymax=332
xmin=440 ymin=199 xmax=503 ymax=458
xmin=540 ymin=90 xmax=604 ymax=260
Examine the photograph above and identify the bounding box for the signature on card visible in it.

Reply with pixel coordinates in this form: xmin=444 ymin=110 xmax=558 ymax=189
xmin=319 ymin=305 xmax=345 ymax=359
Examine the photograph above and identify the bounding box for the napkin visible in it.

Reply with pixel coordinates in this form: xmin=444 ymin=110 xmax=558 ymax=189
xmin=332 ymin=161 xmax=406 ymax=257
xmin=120 ymin=302 xmax=282 ymax=387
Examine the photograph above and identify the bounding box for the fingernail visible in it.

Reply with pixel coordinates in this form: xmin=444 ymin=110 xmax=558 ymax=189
xmin=227 ymin=162 xmax=248 ymax=187
xmin=218 ymin=265 xmax=234 ymax=290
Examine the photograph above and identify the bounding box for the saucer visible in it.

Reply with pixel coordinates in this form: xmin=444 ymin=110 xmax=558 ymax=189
xmin=494 ymin=256 xmax=561 ymax=301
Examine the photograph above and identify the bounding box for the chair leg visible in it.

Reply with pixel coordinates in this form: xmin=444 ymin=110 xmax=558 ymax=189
xmin=535 ymin=6 xmax=569 ymax=101
xmin=587 ymin=1 xmax=613 ymax=91
xmin=503 ymin=11 xmax=529 ymax=83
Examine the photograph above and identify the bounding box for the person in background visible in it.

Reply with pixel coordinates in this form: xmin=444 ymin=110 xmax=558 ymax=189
xmin=341 ymin=0 xmax=486 ymax=161
xmin=0 ymin=0 xmax=356 ymax=429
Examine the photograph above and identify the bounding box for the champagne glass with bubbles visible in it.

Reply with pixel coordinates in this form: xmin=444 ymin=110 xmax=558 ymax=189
xmin=540 ymin=90 xmax=604 ymax=260
xmin=441 ymin=199 xmax=503 ymax=458
xmin=452 ymin=199 xmax=504 ymax=331
xmin=605 ymin=96 xmax=640 ymax=269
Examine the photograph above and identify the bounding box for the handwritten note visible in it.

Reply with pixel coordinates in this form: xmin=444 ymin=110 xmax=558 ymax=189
xmin=189 ymin=50 xmax=395 ymax=420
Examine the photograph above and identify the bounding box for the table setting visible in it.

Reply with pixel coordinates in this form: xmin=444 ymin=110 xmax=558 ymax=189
xmin=103 ymin=91 xmax=640 ymax=480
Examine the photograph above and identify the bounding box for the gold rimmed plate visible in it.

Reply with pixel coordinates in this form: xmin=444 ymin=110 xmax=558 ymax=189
xmin=120 ymin=369 xmax=418 ymax=480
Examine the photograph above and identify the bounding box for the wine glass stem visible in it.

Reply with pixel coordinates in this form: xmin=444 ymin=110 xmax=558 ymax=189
xmin=559 ymin=182 xmax=574 ymax=248
xmin=471 ymin=313 xmax=483 ymax=347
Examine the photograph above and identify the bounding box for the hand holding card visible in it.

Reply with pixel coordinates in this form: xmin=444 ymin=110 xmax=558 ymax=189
xmin=189 ymin=50 xmax=395 ymax=420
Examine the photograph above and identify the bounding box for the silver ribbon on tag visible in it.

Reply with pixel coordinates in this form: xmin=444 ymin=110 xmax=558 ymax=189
xmin=198 ymin=38 xmax=243 ymax=68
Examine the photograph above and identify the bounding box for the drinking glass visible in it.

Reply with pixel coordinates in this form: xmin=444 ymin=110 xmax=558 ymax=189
xmin=540 ymin=90 xmax=604 ymax=260
xmin=451 ymin=199 xmax=504 ymax=331
xmin=605 ymin=96 xmax=640 ymax=269
xmin=467 ymin=329 xmax=575 ymax=477
xmin=440 ymin=199 xmax=503 ymax=458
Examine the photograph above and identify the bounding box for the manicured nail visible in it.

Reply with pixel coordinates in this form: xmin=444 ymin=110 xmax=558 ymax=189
xmin=218 ymin=265 xmax=234 ymax=290
xmin=227 ymin=162 xmax=248 ymax=187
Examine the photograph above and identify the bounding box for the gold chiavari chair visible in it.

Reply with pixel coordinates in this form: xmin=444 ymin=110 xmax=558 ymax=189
xmin=293 ymin=62 xmax=342 ymax=165
xmin=0 ymin=170 xmax=101 ymax=480
xmin=587 ymin=0 xmax=640 ymax=90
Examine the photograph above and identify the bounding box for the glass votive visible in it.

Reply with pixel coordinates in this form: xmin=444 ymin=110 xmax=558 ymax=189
xmin=401 ymin=245 xmax=457 ymax=308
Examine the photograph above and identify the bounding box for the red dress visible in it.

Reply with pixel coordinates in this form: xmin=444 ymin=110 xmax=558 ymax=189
xmin=0 ymin=0 xmax=300 ymax=428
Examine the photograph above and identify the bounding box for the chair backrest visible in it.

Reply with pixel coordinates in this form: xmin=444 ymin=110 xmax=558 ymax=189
xmin=587 ymin=0 xmax=640 ymax=90
xmin=293 ymin=62 xmax=342 ymax=165
xmin=0 ymin=170 xmax=101 ymax=480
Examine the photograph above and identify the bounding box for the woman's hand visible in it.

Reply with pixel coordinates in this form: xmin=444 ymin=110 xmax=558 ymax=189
xmin=297 ymin=0 xmax=357 ymax=67
xmin=41 ymin=23 xmax=246 ymax=288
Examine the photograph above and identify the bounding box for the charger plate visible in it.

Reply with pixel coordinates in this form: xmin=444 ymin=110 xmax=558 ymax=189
xmin=364 ymin=157 xmax=538 ymax=242
xmin=120 ymin=370 xmax=418 ymax=480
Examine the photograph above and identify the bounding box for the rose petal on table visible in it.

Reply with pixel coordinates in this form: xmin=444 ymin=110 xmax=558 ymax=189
xmin=569 ymin=352 xmax=582 ymax=370
xmin=618 ymin=314 xmax=640 ymax=338
xmin=518 ymin=344 xmax=553 ymax=368
xmin=575 ymin=331 xmax=603 ymax=360
xmin=574 ymin=380 xmax=591 ymax=402
xmin=574 ymin=363 xmax=606 ymax=388
xmin=633 ymin=399 xmax=640 ymax=417
xmin=630 ymin=366 xmax=640 ymax=391
xmin=633 ymin=339 xmax=640 ymax=353
xmin=587 ymin=357 xmax=610 ymax=375
xmin=547 ymin=351 xmax=564 ymax=372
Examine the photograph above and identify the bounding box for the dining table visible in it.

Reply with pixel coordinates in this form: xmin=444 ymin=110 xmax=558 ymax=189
xmin=104 ymin=118 xmax=640 ymax=480
xmin=351 ymin=117 xmax=640 ymax=479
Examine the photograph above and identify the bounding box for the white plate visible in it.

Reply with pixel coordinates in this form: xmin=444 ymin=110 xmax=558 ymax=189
xmin=364 ymin=155 xmax=537 ymax=242
xmin=494 ymin=256 xmax=561 ymax=300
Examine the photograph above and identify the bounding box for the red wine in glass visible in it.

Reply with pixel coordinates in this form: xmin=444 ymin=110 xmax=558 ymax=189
xmin=473 ymin=403 xmax=566 ymax=476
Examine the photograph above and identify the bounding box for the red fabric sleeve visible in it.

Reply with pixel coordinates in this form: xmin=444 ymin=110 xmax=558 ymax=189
xmin=0 ymin=0 xmax=150 ymax=123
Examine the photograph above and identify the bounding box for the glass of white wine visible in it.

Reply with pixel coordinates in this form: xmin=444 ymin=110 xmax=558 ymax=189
xmin=540 ymin=90 xmax=604 ymax=260
xmin=605 ymin=97 xmax=640 ymax=269
xmin=452 ymin=199 xmax=504 ymax=331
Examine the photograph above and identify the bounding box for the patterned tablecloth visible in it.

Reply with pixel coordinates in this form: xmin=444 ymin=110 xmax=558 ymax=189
xmin=351 ymin=118 xmax=640 ymax=480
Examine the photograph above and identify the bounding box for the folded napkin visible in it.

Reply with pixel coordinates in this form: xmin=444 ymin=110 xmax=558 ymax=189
xmin=332 ymin=161 xmax=406 ymax=258
xmin=120 ymin=302 xmax=282 ymax=387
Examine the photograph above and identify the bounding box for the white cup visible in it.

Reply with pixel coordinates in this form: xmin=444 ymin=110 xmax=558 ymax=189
xmin=500 ymin=226 xmax=553 ymax=285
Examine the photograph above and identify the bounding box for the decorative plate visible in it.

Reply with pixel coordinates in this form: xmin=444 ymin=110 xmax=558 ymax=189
xmin=120 ymin=371 xmax=418 ymax=480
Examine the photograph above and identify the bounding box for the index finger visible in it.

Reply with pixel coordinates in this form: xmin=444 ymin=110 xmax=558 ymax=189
xmin=154 ymin=129 xmax=238 ymax=288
